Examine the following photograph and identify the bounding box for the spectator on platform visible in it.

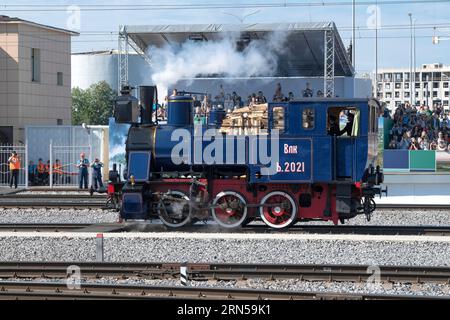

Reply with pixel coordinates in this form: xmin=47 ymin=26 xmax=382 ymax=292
xmin=91 ymin=158 xmax=104 ymax=190
xmin=8 ymin=151 xmax=20 ymax=189
xmin=302 ymin=82 xmax=313 ymax=98
xmin=28 ymin=161 xmax=36 ymax=186
xmin=257 ymin=91 xmax=267 ymax=104
xmin=273 ymin=83 xmax=284 ymax=102
xmin=288 ymin=92 xmax=294 ymax=101
xmin=37 ymin=158 xmax=45 ymax=185
xmin=409 ymin=137 xmax=420 ymax=150
xmin=398 ymin=133 xmax=411 ymax=150
xmin=53 ymin=159 xmax=63 ymax=185
xmin=76 ymin=153 xmax=89 ymax=190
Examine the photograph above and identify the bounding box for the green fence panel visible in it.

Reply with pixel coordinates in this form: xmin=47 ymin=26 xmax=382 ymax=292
xmin=383 ymin=118 xmax=393 ymax=149
xmin=409 ymin=150 xmax=436 ymax=172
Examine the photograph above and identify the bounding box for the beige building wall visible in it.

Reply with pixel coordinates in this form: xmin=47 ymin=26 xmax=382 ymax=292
xmin=0 ymin=18 xmax=75 ymax=144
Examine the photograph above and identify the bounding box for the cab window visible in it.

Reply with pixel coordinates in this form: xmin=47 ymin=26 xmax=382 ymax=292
xmin=272 ymin=106 xmax=285 ymax=132
xmin=302 ymin=108 xmax=315 ymax=130
xmin=327 ymin=107 xmax=359 ymax=137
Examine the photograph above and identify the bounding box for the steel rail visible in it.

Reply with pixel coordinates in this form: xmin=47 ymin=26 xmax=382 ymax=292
xmin=1 ymin=222 xmax=450 ymax=235
xmin=1 ymin=262 xmax=450 ymax=285
xmin=0 ymin=280 xmax=444 ymax=300
xmin=0 ymin=195 xmax=106 ymax=200
xmin=0 ymin=224 xmax=94 ymax=232
xmin=127 ymin=223 xmax=450 ymax=236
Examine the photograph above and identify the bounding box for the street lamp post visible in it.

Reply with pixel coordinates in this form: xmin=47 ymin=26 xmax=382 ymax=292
xmin=409 ymin=13 xmax=413 ymax=106
xmin=413 ymin=18 xmax=417 ymax=106
xmin=352 ymin=0 xmax=356 ymax=69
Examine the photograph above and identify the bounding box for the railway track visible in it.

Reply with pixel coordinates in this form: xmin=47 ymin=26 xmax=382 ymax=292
xmin=0 ymin=280 xmax=439 ymax=300
xmin=377 ymin=204 xmax=450 ymax=210
xmin=0 ymin=262 xmax=449 ymax=299
xmin=0 ymin=224 xmax=93 ymax=232
xmin=1 ymin=262 xmax=450 ymax=284
xmin=0 ymin=194 xmax=107 ymax=209
xmin=125 ymin=223 xmax=450 ymax=236
xmin=1 ymin=222 xmax=450 ymax=235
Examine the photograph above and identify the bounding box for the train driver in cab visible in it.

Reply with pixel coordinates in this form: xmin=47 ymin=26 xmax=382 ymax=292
xmin=328 ymin=112 xmax=355 ymax=137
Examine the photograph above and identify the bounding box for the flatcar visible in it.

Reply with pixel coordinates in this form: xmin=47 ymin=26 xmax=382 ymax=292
xmin=110 ymin=85 xmax=385 ymax=229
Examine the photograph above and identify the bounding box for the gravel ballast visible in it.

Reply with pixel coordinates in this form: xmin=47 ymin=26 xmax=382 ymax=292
xmin=0 ymin=233 xmax=450 ymax=267
xmin=0 ymin=208 xmax=118 ymax=224
xmin=0 ymin=208 xmax=449 ymax=226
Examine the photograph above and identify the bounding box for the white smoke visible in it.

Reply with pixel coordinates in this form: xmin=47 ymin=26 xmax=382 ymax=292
xmin=147 ymin=31 xmax=290 ymax=99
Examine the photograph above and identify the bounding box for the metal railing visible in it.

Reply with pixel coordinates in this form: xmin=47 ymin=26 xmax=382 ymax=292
xmin=0 ymin=143 xmax=98 ymax=188
xmin=49 ymin=142 xmax=92 ymax=188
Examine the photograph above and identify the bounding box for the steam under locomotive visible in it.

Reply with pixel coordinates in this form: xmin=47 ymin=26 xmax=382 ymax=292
xmin=110 ymin=85 xmax=385 ymax=229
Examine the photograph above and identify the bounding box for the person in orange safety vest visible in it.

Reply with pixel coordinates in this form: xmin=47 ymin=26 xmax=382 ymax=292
xmin=8 ymin=151 xmax=20 ymax=189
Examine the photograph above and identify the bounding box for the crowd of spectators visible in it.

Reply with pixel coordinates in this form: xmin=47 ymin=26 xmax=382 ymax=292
xmin=158 ymin=82 xmax=325 ymax=121
xmin=387 ymin=102 xmax=450 ymax=152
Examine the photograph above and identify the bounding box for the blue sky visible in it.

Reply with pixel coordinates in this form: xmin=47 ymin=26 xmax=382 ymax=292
xmin=2 ymin=0 xmax=450 ymax=74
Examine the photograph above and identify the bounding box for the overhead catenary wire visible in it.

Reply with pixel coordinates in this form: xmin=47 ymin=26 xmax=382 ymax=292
xmin=1 ymin=0 xmax=450 ymax=11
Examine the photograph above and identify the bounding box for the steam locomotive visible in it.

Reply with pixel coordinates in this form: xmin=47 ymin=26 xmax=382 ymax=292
xmin=110 ymin=85 xmax=385 ymax=229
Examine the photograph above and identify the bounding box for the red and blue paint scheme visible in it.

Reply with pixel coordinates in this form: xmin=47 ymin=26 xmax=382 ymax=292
xmin=110 ymin=86 xmax=385 ymax=229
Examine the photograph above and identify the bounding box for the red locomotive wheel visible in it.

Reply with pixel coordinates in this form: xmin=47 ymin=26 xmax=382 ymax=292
xmin=259 ymin=191 xmax=297 ymax=229
xmin=157 ymin=191 xmax=191 ymax=228
xmin=211 ymin=191 xmax=248 ymax=228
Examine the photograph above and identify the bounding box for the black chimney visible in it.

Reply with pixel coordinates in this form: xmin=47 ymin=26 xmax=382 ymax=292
xmin=139 ymin=86 xmax=158 ymax=124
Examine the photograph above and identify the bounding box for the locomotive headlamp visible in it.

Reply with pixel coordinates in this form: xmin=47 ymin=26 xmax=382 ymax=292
xmin=130 ymin=175 xmax=136 ymax=186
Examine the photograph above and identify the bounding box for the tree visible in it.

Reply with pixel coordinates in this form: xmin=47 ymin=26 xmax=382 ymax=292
xmin=72 ymin=81 xmax=117 ymax=125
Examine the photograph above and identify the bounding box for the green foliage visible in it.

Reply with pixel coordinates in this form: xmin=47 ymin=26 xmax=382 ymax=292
xmin=72 ymin=81 xmax=117 ymax=125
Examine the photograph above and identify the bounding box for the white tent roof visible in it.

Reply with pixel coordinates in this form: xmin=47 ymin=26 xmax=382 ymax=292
xmin=122 ymin=22 xmax=354 ymax=77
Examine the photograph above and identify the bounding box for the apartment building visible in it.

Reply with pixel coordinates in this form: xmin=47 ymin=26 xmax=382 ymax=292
xmin=0 ymin=15 xmax=78 ymax=144
xmin=376 ymin=63 xmax=450 ymax=110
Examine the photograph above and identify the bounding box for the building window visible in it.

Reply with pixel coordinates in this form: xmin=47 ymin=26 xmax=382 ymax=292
xmin=57 ymin=72 xmax=63 ymax=86
xmin=404 ymin=92 xmax=410 ymax=98
xmin=385 ymin=83 xmax=391 ymax=90
xmin=445 ymin=91 xmax=449 ymax=98
xmin=444 ymin=82 xmax=449 ymax=89
xmin=404 ymin=73 xmax=410 ymax=82
xmin=383 ymin=73 xmax=392 ymax=82
xmin=404 ymin=83 xmax=410 ymax=89
xmin=433 ymin=91 xmax=438 ymax=98
xmin=394 ymin=73 xmax=403 ymax=82
xmin=395 ymin=83 xmax=402 ymax=89
xmin=31 ymin=48 xmax=41 ymax=82
xmin=395 ymin=92 xmax=400 ymax=98
xmin=444 ymin=100 xmax=449 ymax=106
xmin=433 ymin=82 xmax=440 ymax=89
xmin=415 ymin=83 xmax=421 ymax=89
xmin=57 ymin=119 xmax=63 ymax=125
xmin=302 ymin=108 xmax=314 ymax=130
xmin=386 ymin=92 xmax=392 ymax=99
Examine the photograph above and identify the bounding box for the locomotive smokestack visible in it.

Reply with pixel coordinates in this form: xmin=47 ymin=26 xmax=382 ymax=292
xmin=139 ymin=86 xmax=158 ymax=125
